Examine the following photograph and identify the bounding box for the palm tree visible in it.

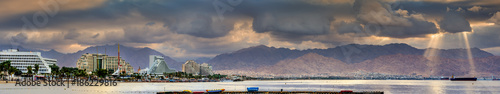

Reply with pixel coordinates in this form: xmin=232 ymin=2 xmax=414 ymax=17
xmin=27 ymin=66 xmax=33 ymax=75
xmin=1 ymin=61 xmax=11 ymax=75
xmin=34 ymin=64 xmax=39 ymax=74
xmin=8 ymin=67 xmax=17 ymax=76
xmin=49 ymin=64 xmax=59 ymax=75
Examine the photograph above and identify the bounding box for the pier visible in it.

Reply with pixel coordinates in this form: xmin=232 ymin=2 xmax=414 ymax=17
xmin=157 ymin=91 xmax=384 ymax=94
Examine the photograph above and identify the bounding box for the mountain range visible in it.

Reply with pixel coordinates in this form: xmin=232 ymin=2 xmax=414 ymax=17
xmin=207 ymin=43 xmax=499 ymax=76
xmin=207 ymin=44 xmax=493 ymax=68
xmin=2 ymin=43 xmax=499 ymax=76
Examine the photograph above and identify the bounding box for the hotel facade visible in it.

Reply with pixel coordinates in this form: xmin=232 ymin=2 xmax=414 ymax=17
xmin=148 ymin=55 xmax=176 ymax=75
xmin=182 ymin=60 xmax=213 ymax=76
xmin=0 ymin=49 xmax=57 ymax=74
xmin=76 ymin=53 xmax=133 ymax=74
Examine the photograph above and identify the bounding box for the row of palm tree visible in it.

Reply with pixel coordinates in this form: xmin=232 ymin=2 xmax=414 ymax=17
xmin=0 ymin=60 xmax=22 ymax=80
xmin=25 ymin=64 xmax=40 ymax=75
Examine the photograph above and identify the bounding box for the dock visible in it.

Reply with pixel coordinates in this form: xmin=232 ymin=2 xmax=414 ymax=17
xmin=157 ymin=91 xmax=384 ymax=94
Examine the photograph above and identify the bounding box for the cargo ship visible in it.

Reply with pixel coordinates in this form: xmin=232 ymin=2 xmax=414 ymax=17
xmin=450 ymin=78 xmax=477 ymax=81
xmin=450 ymin=75 xmax=477 ymax=81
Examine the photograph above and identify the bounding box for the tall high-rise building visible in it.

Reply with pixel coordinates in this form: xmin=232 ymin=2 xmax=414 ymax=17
xmin=76 ymin=53 xmax=133 ymax=74
xmin=182 ymin=60 xmax=213 ymax=76
xmin=0 ymin=49 xmax=57 ymax=74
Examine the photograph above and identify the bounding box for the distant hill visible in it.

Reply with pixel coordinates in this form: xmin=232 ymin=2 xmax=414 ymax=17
xmin=208 ymin=43 xmax=494 ymax=70
xmin=0 ymin=44 xmax=182 ymax=71
xmin=258 ymin=53 xmax=500 ymax=76
xmin=260 ymin=53 xmax=350 ymax=75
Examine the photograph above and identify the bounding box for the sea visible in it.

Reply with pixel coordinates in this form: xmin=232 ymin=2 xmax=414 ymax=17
xmin=1 ymin=80 xmax=499 ymax=94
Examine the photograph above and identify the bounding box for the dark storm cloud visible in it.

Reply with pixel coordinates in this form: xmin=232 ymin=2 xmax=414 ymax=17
xmin=1 ymin=0 xmax=500 ymax=57
xmin=439 ymin=12 xmax=472 ymax=33
xmin=122 ymin=24 xmax=170 ymax=43
xmin=0 ymin=0 xmax=358 ymax=39
xmin=336 ymin=0 xmax=438 ymax=38
xmin=377 ymin=18 xmax=438 ymax=38
xmin=2 ymin=0 xmax=495 ymax=40
xmin=0 ymin=0 xmax=236 ymax=38
xmin=396 ymin=1 xmax=500 ymax=23
xmin=239 ymin=0 xmax=353 ymax=38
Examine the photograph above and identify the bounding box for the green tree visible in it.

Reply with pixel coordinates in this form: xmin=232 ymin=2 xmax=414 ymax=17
xmin=27 ymin=66 xmax=33 ymax=75
xmin=94 ymin=69 xmax=108 ymax=78
xmin=1 ymin=60 xmax=11 ymax=75
xmin=13 ymin=68 xmax=21 ymax=76
xmin=34 ymin=64 xmax=39 ymax=74
xmin=8 ymin=67 xmax=17 ymax=76
xmin=75 ymin=69 xmax=87 ymax=77
xmin=49 ymin=64 xmax=59 ymax=75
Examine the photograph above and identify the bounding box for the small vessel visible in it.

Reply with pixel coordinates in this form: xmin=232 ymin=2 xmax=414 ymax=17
xmin=206 ymin=89 xmax=225 ymax=93
xmin=182 ymin=90 xmax=192 ymax=93
xmin=247 ymin=87 xmax=259 ymax=92
xmin=450 ymin=74 xmax=477 ymax=81
xmin=450 ymin=78 xmax=477 ymax=81
xmin=233 ymin=79 xmax=244 ymax=82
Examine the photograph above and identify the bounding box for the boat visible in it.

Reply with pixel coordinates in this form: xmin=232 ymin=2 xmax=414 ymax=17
xmin=182 ymin=90 xmax=192 ymax=93
xmin=247 ymin=87 xmax=259 ymax=92
xmin=206 ymin=89 xmax=225 ymax=93
xmin=233 ymin=79 xmax=244 ymax=82
xmin=341 ymin=90 xmax=353 ymax=93
xmin=450 ymin=77 xmax=477 ymax=81
xmin=449 ymin=74 xmax=477 ymax=81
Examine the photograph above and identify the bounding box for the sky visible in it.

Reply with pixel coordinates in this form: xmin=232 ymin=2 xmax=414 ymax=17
xmin=1 ymin=0 xmax=500 ymax=60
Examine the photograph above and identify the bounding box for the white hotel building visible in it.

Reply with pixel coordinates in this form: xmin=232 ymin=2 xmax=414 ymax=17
xmin=0 ymin=49 xmax=57 ymax=74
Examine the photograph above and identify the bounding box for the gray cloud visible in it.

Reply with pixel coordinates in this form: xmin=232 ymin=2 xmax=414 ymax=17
xmin=354 ymin=0 xmax=412 ymax=26
xmin=10 ymin=32 xmax=28 ymax=47
xmin=163 ymin=13 xmax=235 ymax=38
xmin=252 ymin=12 xmax=333 ymax=35
xmin=439 ymin=12 xmax=472 ymax=33
xmin=469 ymin=25 xmax=500 ymax=48
xmin=63 ymin=29 xmax=80 ymax=39
xmin=336 ymin=0 xmax=439 ymax=38
xmin=122 ymin=24 xmax=170 ymax=43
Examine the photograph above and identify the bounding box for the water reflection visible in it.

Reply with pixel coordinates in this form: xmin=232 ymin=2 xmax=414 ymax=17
xmin=1 ymin=80 xmax=500 ymax=94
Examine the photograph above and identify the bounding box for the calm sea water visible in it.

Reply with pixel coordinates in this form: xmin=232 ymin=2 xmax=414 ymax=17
xmin=1 ymin=80 xmax=499 ymax=94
